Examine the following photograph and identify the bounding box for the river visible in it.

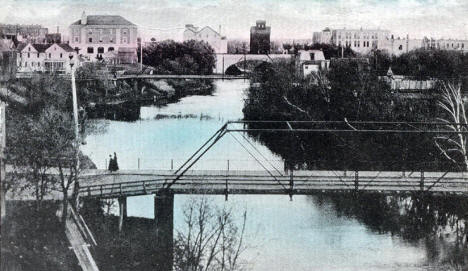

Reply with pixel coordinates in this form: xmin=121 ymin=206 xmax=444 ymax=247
xmin=81 ymin=80 xmax=453 ymax=271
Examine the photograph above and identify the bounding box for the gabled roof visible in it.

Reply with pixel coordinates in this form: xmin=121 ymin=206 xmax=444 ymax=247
xmin=57 ymin=43 xmax=75 ymax=52
xmin=18 ymin=43 xmax=47 ymax=53
xmin=17 ymin=43 xmax=75 ymax=53
xmin=184 ymin=25 xmax=223 ymax=38
xmin=71 ymin=15 xmax=135 ymax=26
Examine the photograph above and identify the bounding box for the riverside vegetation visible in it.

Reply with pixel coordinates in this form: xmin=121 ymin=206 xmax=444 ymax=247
xmin=242 ymin=47 xmax=468 ymax=269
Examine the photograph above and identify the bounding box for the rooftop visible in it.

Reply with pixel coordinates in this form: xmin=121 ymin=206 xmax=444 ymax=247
xmin=71 ymin=15 xmax=135 ymax=26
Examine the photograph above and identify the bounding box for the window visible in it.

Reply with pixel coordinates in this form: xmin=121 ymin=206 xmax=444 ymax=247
xmin=97 ymin=47 xmax=104 ymax=53
xmin=38 ymin=62 xmax=40 ymax=67
xmin=60 ymin=53 xmax=62 ymax=58
xmin=37 ymin=53 xmax=39 ymax=57
xmin=32 ymin=62 xmax=34 ymax=67
xmin=108 ymin=47 xmax=114 ymax=51
xmin=123 ymin=37 xmax=127 ymax=43
xmin=48 ymin=53 xmax=51 ymax=58
xmin=28 ymin=47 xmax=31 ymax=51
xmin=462 ymin=43 xmax=465 ymax=48
xmin=87 ymin=47 xmax=94 ymax=54
xmin=89 ymin=37 xmax=93 ymax=42
xmin=75 ymin=37 xmax=79 ymax=42
xmin=28 ymin=53 xmax=30 ymax=58
xmin=398 ymin=45 xmax=403 ymax=50
xmin=25 ymin=62 xmax=27 ymax=67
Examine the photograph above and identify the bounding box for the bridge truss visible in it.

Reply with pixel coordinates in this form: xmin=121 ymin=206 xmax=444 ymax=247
xmin=160 ymin=120 xmax=468 ymax=196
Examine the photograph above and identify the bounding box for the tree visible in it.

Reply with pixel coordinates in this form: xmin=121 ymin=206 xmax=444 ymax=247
xmin=434 ymin=82 xmax=468 ymax=170
xmin=6 ymin=106 xmax=80 ymax=221
xmin=174 ymin=197 xmax=247 ymax=271
xmin=143 ymin=40 xmax=216 ymax=75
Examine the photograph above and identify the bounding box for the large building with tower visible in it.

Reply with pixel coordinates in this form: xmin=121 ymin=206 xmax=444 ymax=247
xmin=69 ymin=11 xmax=138 ymax=63
xmin=250 ymin=20 xmax=271 ymax=54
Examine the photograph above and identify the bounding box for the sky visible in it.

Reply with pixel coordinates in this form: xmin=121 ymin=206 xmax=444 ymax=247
xmin=1 ymin=0 xmax=467 ymax=41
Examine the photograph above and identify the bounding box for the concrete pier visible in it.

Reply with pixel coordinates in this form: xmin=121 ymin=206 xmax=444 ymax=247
xmin=154 ymin=191 xmax=174 ymax=271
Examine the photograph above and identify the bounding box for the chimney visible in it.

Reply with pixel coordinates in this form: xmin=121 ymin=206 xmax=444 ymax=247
xmin=81 ymin=11 xmax=87 ymax=25
xmin=219 ymin=25 xmax=221 ymax=35
xmin=57 ymin=26 xmax=59 ymax=33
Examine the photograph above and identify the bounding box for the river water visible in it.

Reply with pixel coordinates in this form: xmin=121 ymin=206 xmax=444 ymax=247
xmin=82 ymin=80 xmax=445 ymax=271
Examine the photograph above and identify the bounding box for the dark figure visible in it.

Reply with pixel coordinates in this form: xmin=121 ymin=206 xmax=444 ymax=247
xmin=113 ymin=152 xmax=119 ymax=171
xmin=108 ymin=155 xmax=114 ymax=171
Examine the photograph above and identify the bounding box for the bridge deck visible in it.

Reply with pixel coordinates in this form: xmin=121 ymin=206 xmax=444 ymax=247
xmin=78 ymin=170 xmax=468 ymax=198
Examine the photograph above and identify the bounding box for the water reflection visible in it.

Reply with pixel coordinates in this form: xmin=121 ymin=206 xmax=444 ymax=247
xmin=82 ymin=80 xmax=467 ymax=270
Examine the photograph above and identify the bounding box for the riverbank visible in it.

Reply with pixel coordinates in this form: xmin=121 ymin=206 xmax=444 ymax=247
xmin=1 ymin=201 xmax=79 ymax=271
xmin=85 ymin=78 xmax=215 ymax=121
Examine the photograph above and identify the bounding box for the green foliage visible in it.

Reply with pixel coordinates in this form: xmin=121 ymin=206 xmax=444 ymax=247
xmin=308 ymin=43 xmax=357 ymax=59
xmin=143 ymin=40 xmax=216 ymax=75
xmin=243 ymin=54 xmax=460 ymax=170
xmin=368 ymin=48 xmax=468 ymax=82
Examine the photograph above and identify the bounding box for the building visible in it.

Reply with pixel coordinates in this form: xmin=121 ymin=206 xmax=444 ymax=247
xmin=423 ymin=37 xmax=468 ymax=52
xmin=16 ymin=42 xmax=77 ymax=73
xmin=69 ymin=11 xmax=138 ymax=63
xmin=313 ymin=27 xmax=392 ymax=54
xmin=312 ymin=27 xmax=332 ymax=44
xmin=250 ymin=20 xmax=271 ymax=54
xmin=296 ymin=50 xmax=330 ymax=77
xmin=0 ymin=24 xmax=48 ymax=43
xmin=46 ymin=33 xmax=61 ymax=44
xmin=379 ymin=35 xmax=424 ymax=56
xmin=183 ymin=24 xmax=227 ymax=54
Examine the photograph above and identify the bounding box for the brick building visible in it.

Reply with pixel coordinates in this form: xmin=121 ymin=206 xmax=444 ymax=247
xmin=250 ymin=20 xmax=270 ymax=54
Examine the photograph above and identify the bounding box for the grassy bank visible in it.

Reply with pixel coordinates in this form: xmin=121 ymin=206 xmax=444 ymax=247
xmin=1 ymin=201 xmax=79 ymax=271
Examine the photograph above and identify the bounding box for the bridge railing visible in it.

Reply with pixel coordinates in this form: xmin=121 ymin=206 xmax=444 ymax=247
xmin=78 ymin=170 xmax=468 ymax=198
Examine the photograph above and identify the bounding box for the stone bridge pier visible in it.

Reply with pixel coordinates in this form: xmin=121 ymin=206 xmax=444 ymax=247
xmin=115 ymin=191 xmax=174 ymax=270
xmin=154 ymin=191 xmax=174 ymax=271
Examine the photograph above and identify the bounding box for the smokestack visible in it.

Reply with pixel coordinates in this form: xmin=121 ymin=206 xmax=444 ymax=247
xmin=81 ymin=11 xmax=87 ymax=25
xmin=219 ymin=25 xmax=221 ymax=36
xmin=57 ymin=26 xmax=59 ymax=34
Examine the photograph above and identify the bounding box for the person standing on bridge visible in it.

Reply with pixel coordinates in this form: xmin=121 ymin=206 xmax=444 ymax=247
xmin=108 ymin=154 xmax=114 ymax=171
xmin=113 ymin=152 xmax=119 ymax=171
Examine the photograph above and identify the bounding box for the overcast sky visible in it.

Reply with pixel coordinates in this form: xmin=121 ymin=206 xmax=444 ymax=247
xmin=1 ymin=0 xmax=467 ymax=41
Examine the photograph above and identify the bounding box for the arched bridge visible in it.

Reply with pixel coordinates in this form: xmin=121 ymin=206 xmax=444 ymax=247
xmin=214 ymin=54 xmax=293 ymax=74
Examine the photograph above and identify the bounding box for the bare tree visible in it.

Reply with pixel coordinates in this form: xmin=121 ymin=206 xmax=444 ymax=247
xmin=174 ymin=197 xmax=248 ymax=271
xmin=434 ymin=82 xmax=468 ymax=171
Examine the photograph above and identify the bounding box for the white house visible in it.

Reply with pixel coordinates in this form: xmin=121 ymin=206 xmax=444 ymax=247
xmin=183 ymin=24 xmax=228 ymax=54
xmin=296 ymin=50 xmax=330 ymax=77
xmin=17 ymin=42 xmax=77 ymax=73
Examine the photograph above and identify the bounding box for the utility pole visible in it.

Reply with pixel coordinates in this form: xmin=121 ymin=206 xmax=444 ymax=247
xmin=69 ymin=55 xmax=80 ymax=207
xmin=140 ymin=37 xmax=143 ymax=72
xmin=0 ymin=102 xmax=6 ymax=222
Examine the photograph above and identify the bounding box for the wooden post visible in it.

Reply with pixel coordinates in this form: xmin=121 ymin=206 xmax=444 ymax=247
xmin=289 ymin=167 xmax=294 ymax=201
xmin=118 ymin=196 xmax=127 ymax=232
xmin=420 ymin=171 xmax=424 ymax=191
xmin=354 ymin=171 xmax=359 ymax=191
xmin=225 ymin=160 xmax=229 ymax=201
